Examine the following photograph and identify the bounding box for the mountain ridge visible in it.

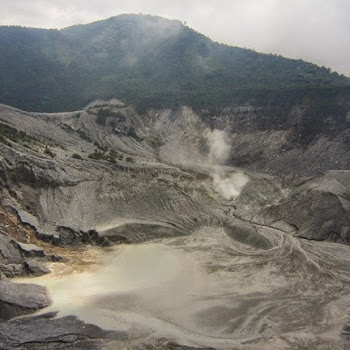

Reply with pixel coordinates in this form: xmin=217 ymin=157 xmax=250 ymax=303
xmin=0 ymin=14 xmax=349 ymax=112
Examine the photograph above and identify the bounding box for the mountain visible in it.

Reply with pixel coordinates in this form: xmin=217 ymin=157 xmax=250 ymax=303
xmin=2 ymin=14 xmax=350 ymax=350
xmin=0 ymin=14 xmax=349 ymax=112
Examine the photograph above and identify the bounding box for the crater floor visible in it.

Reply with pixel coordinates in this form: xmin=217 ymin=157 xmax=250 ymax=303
xmin=17 ymin=225 xmax=350 ymax=350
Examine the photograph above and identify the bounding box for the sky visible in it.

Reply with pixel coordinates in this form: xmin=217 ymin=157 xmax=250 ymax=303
xmin=0 ymin=0 xmax=349 ymax=77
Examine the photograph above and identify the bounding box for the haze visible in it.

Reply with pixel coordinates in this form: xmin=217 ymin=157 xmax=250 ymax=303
xmin=0 ymin=0 xmax=349 ymax=77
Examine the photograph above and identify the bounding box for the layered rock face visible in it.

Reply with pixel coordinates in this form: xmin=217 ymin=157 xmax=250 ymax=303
xmin=0 ymin=98 xmax=350 ymax=348
xmin=1 ymin=98 xmax=350 ymax=245
xmin=262 ymin=170 xmax=350 ymax=244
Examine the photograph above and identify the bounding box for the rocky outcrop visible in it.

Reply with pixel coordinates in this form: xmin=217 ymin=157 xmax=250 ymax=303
xmin=24 ymin=260 xmax=50 ymax=276
xmin=262 ymin=171 xmax=350 ymax=243
xmin=135 ymin=342 xmax=216 ymax=350
xmin=0 ymin=226 xmax=56 ymax=278
xmin=224 ymin=221 xmax=272 ymax=249
xmin=99 ymin=221 xmax=183 ymax=243
xmin=0 ymin=229 xmax=30 ymax=278
xmin=1 ymin=101 xmax=350 ymax=247
xmin=0 ymin=279 xmax=50 ymax=320
xmin=0 ymin=230 xmax=23 ymax=265
xmin=141 ymin=105 xmax=350 ymax=180
xmin=0 ymin=105 xmax=215 ymax=244
xmin=12 ymin=242 xmax=45 ymax=258
xmin=0 ymin=312 xmax=127 ymax=350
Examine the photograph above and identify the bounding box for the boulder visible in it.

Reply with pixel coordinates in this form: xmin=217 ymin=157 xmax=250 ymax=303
xmin=11 ymin=241 xmax=45 ymax=258
xmin=0 ymin=233 xmax=23 ymax=264
xmin=225 ymin=220 xmax=272 ymax=249
xmin=0 ymin=312 xmax=127 ymax=349
xmin=0 ymin=263 xmax=25 ymax=278
xmin=0 ymin=279 xmax=50 ymax=320
xmin=24 ymin=259 xmax=50 ymax=276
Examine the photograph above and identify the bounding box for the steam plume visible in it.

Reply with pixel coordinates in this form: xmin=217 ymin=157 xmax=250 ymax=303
xmin=207 ymin=130 xmax=230 ymax=164
xmin=206 ymin=129 xmax=248 ymax=200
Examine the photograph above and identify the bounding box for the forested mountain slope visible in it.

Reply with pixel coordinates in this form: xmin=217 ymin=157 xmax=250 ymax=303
xmin=0 ymin=14 xmax=349 ymax=112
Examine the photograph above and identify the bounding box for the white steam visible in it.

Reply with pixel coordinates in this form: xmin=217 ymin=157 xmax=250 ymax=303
xmin=206 ymin=129 xmax=248 ymax=200
xmin=212 ymin=172 xmax=248 ymax=200
xmin=207 ymin=129 xmax=230 ymax=164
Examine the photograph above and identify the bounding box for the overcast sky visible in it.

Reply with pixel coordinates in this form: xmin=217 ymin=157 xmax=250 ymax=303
xmin=1 ymin=0 xmax=349 ymax=77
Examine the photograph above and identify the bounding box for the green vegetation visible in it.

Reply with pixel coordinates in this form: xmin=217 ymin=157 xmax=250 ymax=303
xmin=76 ymin=129 xmax=92 ymax=142
xmin=93 ymin=141 xmax=108 ymax=152
xmin=88 ymin=149 xmax=123 ymax=163
xmin=88 ymin=150 xmax=105 ymax=160
xmin=0 ymin=14 xmax=349 ymax=113
xmin=96 ymin=108 xmax=125 ymax=126
xmin=126 ymin=127 xmax=143 ymax=142
xmin=96 ymin=109 xmax=109 ymax=126
xmin=72 ymin=153 xmax=83 ymax=159
xmin=0 ymin=122 xmax=36 ymax=145
xmin=0 ymin=122 xmax=63 ymax=154
xmin=44 ymin=146 xmax=55 ymax=158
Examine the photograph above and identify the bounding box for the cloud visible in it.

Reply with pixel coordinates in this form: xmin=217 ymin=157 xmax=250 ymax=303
xmin=0 ymin=0 xmax=349 ymax=76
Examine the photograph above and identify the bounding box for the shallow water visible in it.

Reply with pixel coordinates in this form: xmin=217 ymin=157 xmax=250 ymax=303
xmin=17 ymin=226 xmax=350 ymax=349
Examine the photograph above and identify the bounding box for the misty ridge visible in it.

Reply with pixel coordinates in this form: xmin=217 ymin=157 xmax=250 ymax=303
xmin=0 ymin=14 xmax=349 ymax=113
